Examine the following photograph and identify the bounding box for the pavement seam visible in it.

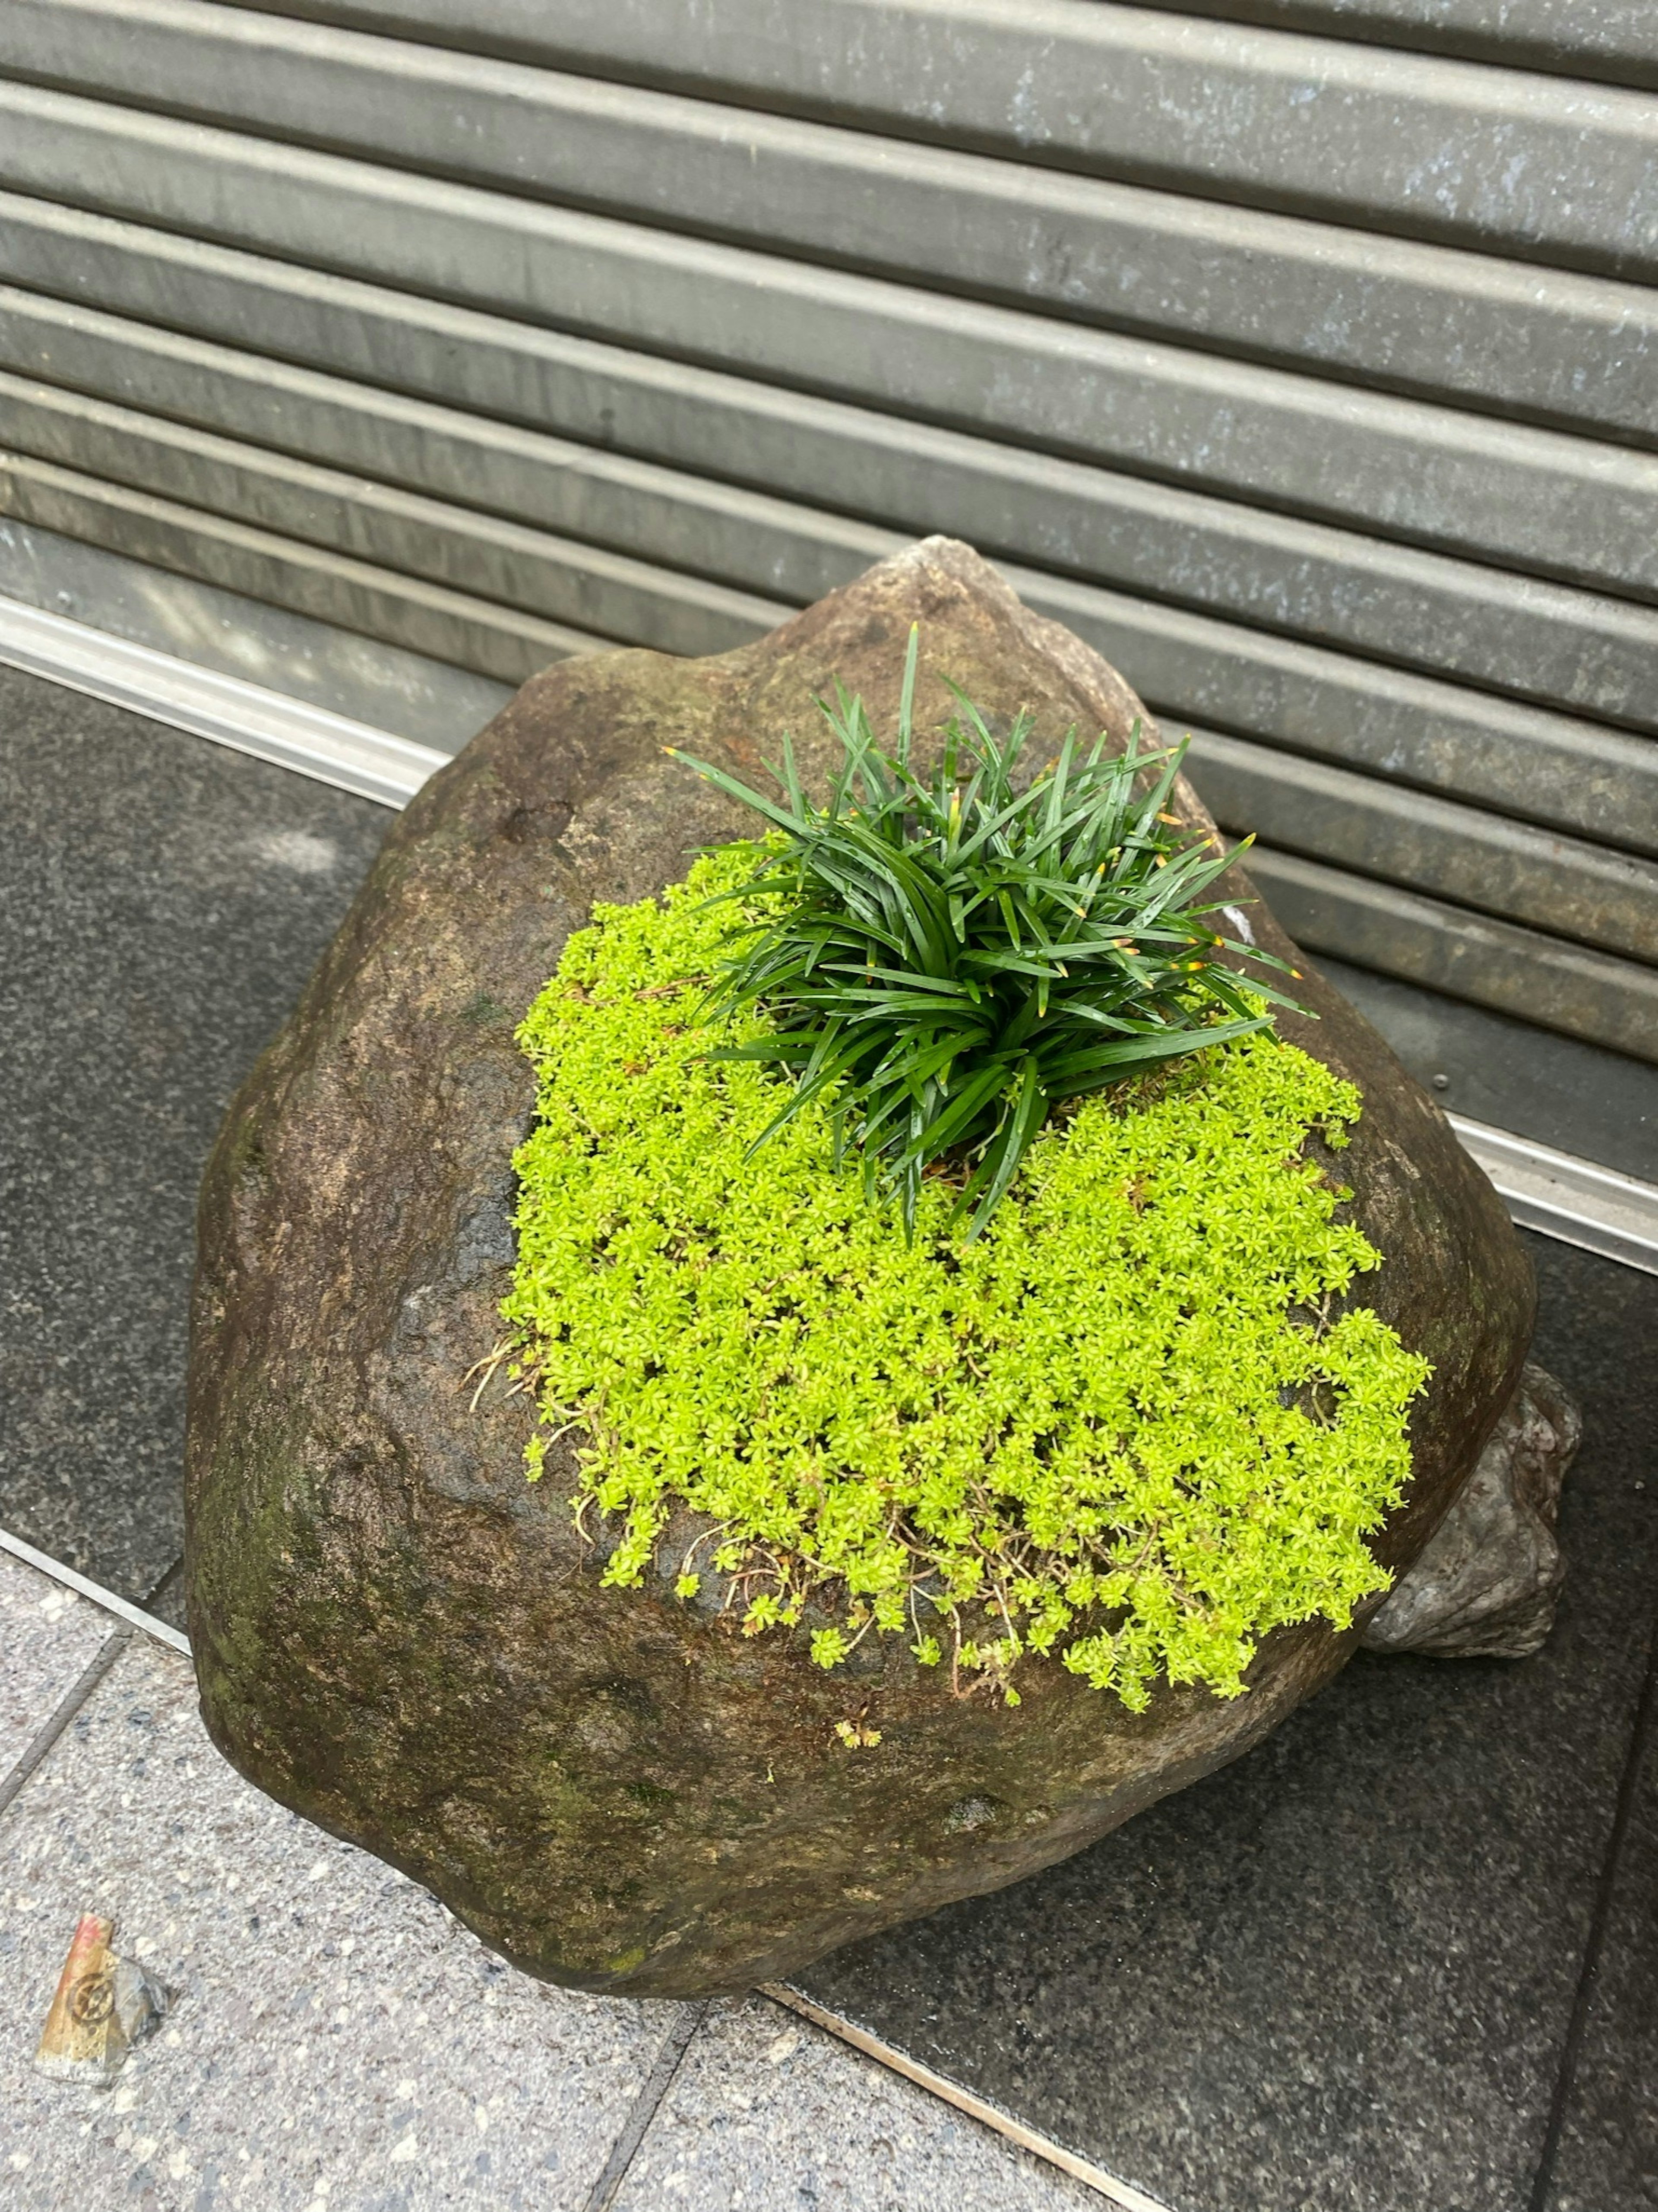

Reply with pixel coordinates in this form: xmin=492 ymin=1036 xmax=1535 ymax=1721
xmin=0 ymin=1625 xmax=132 ymax=1823
xmin=1525 ymin=1597 xmax=1658 ymax=2212
xmin=580 ymin=1998 xmax=712 ymax=2212
xmin=763 ymin=1984 xmax=1169 ymax=2210
xmin=0 ymin=1526 xmax=190 ymax=1655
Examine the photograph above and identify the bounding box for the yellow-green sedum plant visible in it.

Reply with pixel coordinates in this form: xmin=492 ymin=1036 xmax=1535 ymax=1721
xmin=502 ymin=842 xmax=1430 ymax=1712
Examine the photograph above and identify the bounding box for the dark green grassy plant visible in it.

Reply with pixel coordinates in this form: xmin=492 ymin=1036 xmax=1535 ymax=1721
xmin=670 ymin=627 xmax=1300 ymax=1238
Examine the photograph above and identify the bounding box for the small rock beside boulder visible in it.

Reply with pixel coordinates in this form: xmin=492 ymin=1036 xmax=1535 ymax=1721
xmin=1362 ymin=1362 xmax=1582 ymax=1659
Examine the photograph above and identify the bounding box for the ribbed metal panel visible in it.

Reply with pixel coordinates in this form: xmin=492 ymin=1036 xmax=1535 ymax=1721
xmin=171 ymin=0 xmax=1658 ymax=269
xmin=4 ymin=0 xmax=1655 ymax=440
xmin=0 ymin=453 xmax=606 ymax=682
xmin=0 ymin=0 xmax=1652 ymax=1065
xmin=6 ymin=278 xmax=1653 ymax=753
xmin=4 ymin=90 xmax=1654 ymax=608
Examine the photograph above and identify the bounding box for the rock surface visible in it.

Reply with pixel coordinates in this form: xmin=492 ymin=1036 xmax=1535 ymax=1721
xmin=186 ymin=540 xmax=1535 ymax=1998
xmin=1361 ymin=1362 xmax=1582 ymax=1659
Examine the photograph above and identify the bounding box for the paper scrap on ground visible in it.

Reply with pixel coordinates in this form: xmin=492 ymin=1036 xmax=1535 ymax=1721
xmin=34 ymin=1913 xmax=168 ymax=2082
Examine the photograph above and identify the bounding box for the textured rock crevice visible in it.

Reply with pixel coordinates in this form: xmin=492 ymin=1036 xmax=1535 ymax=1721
xmin=186 ymin=540 xmax=1535 ymax=1997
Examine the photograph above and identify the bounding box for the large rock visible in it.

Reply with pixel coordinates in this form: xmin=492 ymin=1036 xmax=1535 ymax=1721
xmin=186 ymin=540 xmax=1534 ymax=1998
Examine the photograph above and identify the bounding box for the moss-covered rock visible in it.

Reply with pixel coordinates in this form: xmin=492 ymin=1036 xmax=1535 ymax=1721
xmin=186 ymin=540 xmax=1534 ymax=1997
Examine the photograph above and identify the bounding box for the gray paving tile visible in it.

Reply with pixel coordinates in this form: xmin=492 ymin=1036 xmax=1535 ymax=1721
xmin=1543 ymin=1688 xmax=1658 ymax=2212
xmin=0 ymin=667 xmax=390 ymax=1597
xmin=611 ymin=1992 xmax=1102 ymax=2212
xmin=0 ymin=1549 xmax=111 ymax=1785
xmin=0 ymin=1636 xmax=681 ymax=2211
xmin=1536 ymin=1250 xmax=1658 ymax=2212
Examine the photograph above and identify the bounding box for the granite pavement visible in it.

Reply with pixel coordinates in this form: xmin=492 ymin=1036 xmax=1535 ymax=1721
xmin=0 ymin=665 xmax=391 ymax=1597
xmin=0 ymin=1560 xmax=1098 ymax=2212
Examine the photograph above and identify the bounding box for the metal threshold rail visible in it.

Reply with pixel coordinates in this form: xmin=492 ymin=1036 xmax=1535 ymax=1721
xmin=3 ymin=589 xmax=1654 ymax=1275
xmin=0 ymin=591 xmax=448 ymax=807
xmin=1447 ymin=1116 xmax=1658 ymax=1277
xmin=0 ymin=1524 xmax=190 ymax=1655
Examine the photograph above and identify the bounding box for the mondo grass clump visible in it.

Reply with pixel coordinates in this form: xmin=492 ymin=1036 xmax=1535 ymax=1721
xmin=502 ymin=843 xmax=1432 ymax=1714
xmin=665 ymin=627 xmax=1302 ymax=1241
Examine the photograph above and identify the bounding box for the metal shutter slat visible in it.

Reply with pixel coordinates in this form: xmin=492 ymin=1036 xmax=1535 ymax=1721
xmin=6 ymin=329 xmax=1654 ymax=867
xmin=3 ymin=0 xmax=1652 ymax=442
xmin=0 ymin=382 xmax=791 ymax=655
xmin=1052 ymin=3 xmax=1658 ymax=91
xmin=200 ymin=0 xmax=1658 ymax=94
xmin=169 ymin=0 xmax=1658 ymax=274
xmin=1187 ymin=728 xmax=1658 ymax=965
xmin=2 ymin=91 xmax=1652 ymax=604
xmin=1248 ymin=849 xmax=1658 ymax=1062
xmin=4 ymin=285 xmax=1653 ymax=741
xmin=0 ymin=452 xmax=601 ymax=678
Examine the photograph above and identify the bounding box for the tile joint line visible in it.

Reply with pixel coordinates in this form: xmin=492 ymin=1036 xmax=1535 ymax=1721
xmin=764 ymin=1984 xmax=1175 ymax=2210
xmin=581 ymin=1999 xmax=711 ymax=2212
xmin=0 ymin=1525 xmax=191 ymax=1655
xmin=0 ymin=1630 xmax=132 ymax=1823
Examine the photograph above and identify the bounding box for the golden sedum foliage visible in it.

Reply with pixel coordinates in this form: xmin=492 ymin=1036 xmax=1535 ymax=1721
xmin=503 ymin=846 xmax=1430 ymax=1711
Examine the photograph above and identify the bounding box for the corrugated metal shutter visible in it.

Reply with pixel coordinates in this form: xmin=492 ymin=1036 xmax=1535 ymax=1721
xmin=0 ymin=0 xmax=1653 ymax=1062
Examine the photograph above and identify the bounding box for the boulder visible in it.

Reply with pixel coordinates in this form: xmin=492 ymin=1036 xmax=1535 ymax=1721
xmin=1361 ymin=1362 xmax=1581 ymax=1659
xmin=186 ymin=539 xmax=1535 ymax=1998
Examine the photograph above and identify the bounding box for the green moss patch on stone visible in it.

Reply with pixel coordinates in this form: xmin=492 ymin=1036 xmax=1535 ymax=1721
xmin=503 ymin=845 xmax=1430 ymax=1710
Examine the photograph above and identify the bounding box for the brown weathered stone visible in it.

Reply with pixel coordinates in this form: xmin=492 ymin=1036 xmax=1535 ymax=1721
xmin=1361 ymin=1361 xmax=1581 ymax=1659
xmin=185 ymin=541 xmax=1535 ymax=1998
